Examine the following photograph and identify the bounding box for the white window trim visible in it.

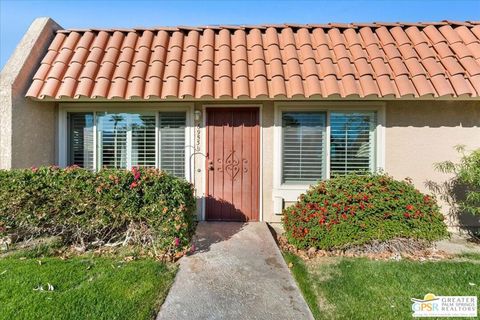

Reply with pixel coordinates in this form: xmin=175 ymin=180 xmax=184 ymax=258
xmin=273 ymin=102 xmax=386 ymax=204
xmin=58 ymin=103 xmax=194 ymax=182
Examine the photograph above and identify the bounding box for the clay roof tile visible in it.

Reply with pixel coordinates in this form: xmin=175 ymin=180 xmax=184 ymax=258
xmin=26 ymin=21 xmax=480 ymax=99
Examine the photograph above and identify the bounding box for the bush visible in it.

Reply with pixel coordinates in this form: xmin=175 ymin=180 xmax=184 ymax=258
xmin=282 ymin=173 xmax=448 ymax=250
xmin=0 ymin=166 xmax=196 ymax=256
xmin=434 ymin=146 xmax=480 ymax=215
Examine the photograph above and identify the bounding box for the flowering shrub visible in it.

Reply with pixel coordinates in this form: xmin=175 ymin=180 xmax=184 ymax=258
xmin=0 ymin=166 xmax=196 ymax=256
xmin=282 ymin=173 xmax=448 ymax=250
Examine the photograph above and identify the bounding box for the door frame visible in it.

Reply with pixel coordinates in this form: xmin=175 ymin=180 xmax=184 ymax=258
xmin=201 ymin=104 xmax=263 ymax=221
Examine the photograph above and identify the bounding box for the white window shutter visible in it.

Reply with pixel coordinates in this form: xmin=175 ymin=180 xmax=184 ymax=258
xmin=330 ymin=112 xmax=376 ymax=176
xmin=96 ymin=113 xmax=156 ymax=169
xmin=159 ymin=112 xmax=186 ymax=177
xmin=131 ymin=115 xmax=156 ymax=168
xmin=282 ymin=112 xmax=326 ymax=183
xmin=68 ymin=113 xmax=94 ymax=170
xmin=96 ymin=113 xmax=128 ymax=169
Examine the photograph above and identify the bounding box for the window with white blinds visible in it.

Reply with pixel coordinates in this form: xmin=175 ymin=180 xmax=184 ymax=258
xmin=330 ymin=112 xmax=376 ymax=176
xmin=97 ymin=113 xmax=128 ymax=169
xmin=282 ymin=112 xmax=326 ymax=183
xmin=159 ymin=112 xmax=186 ymax=177
xmin=96 ymin=112 xmax=156 ymax=169
xmin=131 ymin=115 xmax=156 ymax=168
xmin=280 ymin=110 xmax=377 ymax=184
xmin=68 ymin=113 xmax=94 ymax=170
xmin=68 ymin=111 xmax=186 ymax=174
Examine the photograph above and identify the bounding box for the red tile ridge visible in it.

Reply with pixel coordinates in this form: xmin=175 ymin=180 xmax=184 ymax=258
xmin=56 ymin=21 xmax=477 ymax=35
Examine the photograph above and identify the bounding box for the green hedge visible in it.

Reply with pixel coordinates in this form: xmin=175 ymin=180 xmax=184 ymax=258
xmin=0 ymin=166 xmax=196 ymax=255
xmin=282 ymin=173 xmax=448 ymax=250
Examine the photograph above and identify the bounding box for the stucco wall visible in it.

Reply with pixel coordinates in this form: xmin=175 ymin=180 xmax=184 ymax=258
xmin=385 ymin=100 xmax=480 ymax=229
xmin=193 ymin=103 xmax=204 ymax=221
xmin=0 ymin=18 xmax=59 ymax=169
xmin=262 ymin=102 xmax=276 ymax=222
xmin=190 ymin=100 xmax=480 ymax=227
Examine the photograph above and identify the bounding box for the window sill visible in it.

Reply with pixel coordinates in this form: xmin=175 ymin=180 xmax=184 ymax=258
xmin=277 ymin=183 xmax=315 ymax=190
xmin=272 ymin=185 xmax=313 ymax=204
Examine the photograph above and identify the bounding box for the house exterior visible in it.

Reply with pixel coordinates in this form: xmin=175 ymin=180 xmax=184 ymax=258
xmin=1 ymin=18 xmax=479 ymax=228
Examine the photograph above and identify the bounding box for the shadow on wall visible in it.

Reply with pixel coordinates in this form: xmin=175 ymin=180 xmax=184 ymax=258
xmin=384 ymin=101 xmax=480 ymax=129
xmin=192 ymin=196 xmax=247 ymax=254
xmin=255 ymin=100 xmax=480 ymax=130
xmin=425 ymin=177 xmax=480 ymax=237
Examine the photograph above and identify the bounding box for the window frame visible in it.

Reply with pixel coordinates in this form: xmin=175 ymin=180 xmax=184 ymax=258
xmin=58 ymin=103 xmax=194 ymax=181
xmin=273 ymin=102 xmax=385 ymax=196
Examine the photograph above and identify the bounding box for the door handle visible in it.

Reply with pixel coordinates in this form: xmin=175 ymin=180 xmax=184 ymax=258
xmin=208 ymin=160 xmax=214 ymax=171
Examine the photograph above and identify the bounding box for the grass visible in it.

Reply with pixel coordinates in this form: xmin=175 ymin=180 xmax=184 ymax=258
xmin=284 ymin=253 xmax=324 ymax=319
xmin=457 ymin=252 xmax=480 ymax=260
xmin=0 ymin=256 xmax=177 ymax=320
xmin=284 ymin=253 xmax=480 ymax=320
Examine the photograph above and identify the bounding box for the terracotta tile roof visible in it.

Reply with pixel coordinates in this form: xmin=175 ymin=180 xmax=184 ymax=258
xmin=26 ymin=21 xmax=480 ymax=100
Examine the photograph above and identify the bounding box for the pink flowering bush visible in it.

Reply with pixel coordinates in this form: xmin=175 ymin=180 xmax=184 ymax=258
xmin=0 ymin=166 xmax=196 ymax=256
xmin=282 ymin=173 xmax=448 ymax=250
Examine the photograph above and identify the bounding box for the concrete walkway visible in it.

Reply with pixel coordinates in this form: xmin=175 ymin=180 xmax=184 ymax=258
xmin=435 ymin=234 xmax=480 ymax=255
xmin=157 ymin=222 xmax=314 ymax=320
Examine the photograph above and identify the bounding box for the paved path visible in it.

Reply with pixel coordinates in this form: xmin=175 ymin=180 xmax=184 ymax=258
xmin=157 ymin=222 xmax=314 ymax=320
xmin=435 ymin=234 xmax=480 ymax=255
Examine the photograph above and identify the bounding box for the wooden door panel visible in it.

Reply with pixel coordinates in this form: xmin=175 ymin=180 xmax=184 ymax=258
xmin=206 ymin=108 xmax=260 ymax=221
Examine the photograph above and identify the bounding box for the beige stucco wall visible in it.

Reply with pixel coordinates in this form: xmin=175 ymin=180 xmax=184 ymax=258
xmin=0 ymin=18 xmax=60 ymax=169
xmin=262 ymin=102 xmax=276 ymax=222
xmin=188 ymin=100 xmax=480 ymax=227
xmin=385 ymin=100 xmax=480 ymax=229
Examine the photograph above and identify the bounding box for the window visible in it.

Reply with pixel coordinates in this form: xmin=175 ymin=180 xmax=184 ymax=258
xmin=96 ymin=112 xmax=156 ymax=169
xmin=131 ymin=114 xmax=157 ymax=168
xmin=330 ymin=112 xmax=376 ymax=176
xmin=68 ymin=113 xmax=94 ymax=170
xmin=159 ymin=112 xmax=186 ymax=178
xmin=67 ymin=111 xmax=187 ymax=177
xmin=280 ymin=110 xmax=377 ymax=184
xmin=282 ymin=112 xmax=326 ymax=183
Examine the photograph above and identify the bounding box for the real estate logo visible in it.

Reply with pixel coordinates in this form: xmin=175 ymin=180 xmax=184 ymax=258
xmin=411 ymin=293 xmax=477 ymax=317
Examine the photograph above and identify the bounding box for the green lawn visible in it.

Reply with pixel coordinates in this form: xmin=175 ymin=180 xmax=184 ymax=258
xmin=0 ymin=256 xmax=177 ymax=320
xmin=284 ymin=253 xmax=480 ymax=320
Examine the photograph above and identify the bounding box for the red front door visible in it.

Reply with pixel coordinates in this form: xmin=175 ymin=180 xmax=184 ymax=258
xmin=205 ymin=108 xmax=260 ymax=221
